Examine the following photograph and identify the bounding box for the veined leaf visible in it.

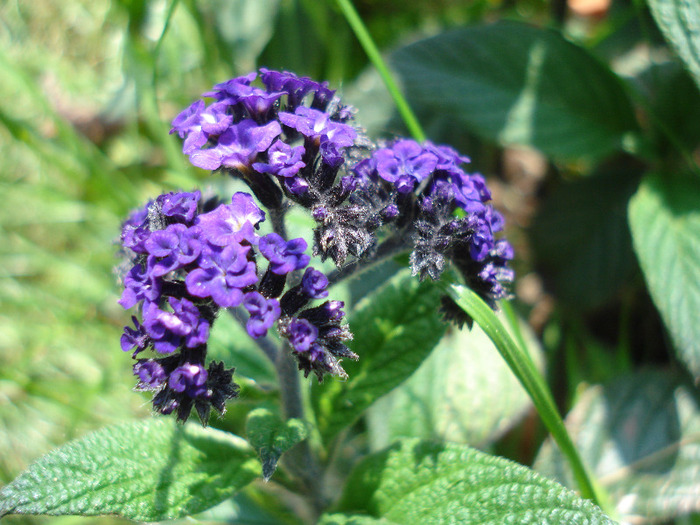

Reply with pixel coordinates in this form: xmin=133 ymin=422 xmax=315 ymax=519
xmin=648 ymin=0 xmax=700 ymax=91
xmin=535 ymin=370 xmax=700 ymax=522
xmin=0 ymin=419 xmax=260 ymax=521
xmin=245 ymin=407 xmax=307 ymax=481
xmin=628 ymin=173 xmax=700 ymax=378
xmin=392 ymin=21 xmax=638 ymax=159
xmin=367 ymin=312 xmax=542 ymax=449
xmin=332 ymin=438 xmax=616 ymax=524
xmin=312 ymin=270 xmax=446 ymax=443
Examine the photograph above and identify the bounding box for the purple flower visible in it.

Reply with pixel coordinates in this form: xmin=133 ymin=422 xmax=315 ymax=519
xmin=278 ymin=107 xmax=356 ymax=164
xmin=121 ymin=203 xmax=151 ymax=254
xmin=142 ymin=297 xmax=210 ymax=353
xmin=301 ymin=267 xmax=328 ymax=299
xmin=288 ymin=318 xmax=318 ymax=352
xmin=259 ymin=233 xmax=310 ymax=275
xmin=134 ymin=360 xmax=167 ymax=389
xmin=188 ymin=120 xmax=281 ymax=171
xmin=158 ymin=190 xmax=201 ymax=224
xmin=121 ymin=316 xmax=149 ymax=355
xmin=203 ymin=72 xmax=258 ymax=101
xmin=259 ymin=69 xmax=333 ymax=108
xmin=145 ymin=224 xmax=203 ymax=277
xmin=425 ymin=142 xmax=470 ymax=172
xmin=170 ymin=100 xmax=205 ymax=139
xmin=195 ymin=192 xmax=265 ymax=246
xmin=169 ymin=363 xmax=209 ymax=398
xmin=185 ymin=243 xmax=258 ymax=308
xmin=237 ymin=87 xmax=285 ymax=119
xmin=118 ymin=259 xmax=161 ymax=310
xmin=252 ymin=140 xmax=305 ymax=178
xmin=242 ymin=292 xmax=281 ymax=338
xmin=374 ymin=140 xmax=438 ymax=193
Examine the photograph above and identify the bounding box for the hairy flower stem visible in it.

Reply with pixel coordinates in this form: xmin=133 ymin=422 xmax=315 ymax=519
xmin=267 ymin=207 xmax=326 ymax=516
xmin=326 ymin=234 xmax=409 ymax=286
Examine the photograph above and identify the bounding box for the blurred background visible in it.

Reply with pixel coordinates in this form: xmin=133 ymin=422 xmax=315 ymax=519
xmin=2 ymin=0 xmax=699 ymax=523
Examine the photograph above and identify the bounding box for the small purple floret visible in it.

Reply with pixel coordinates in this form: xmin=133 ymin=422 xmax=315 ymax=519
xmin=301 ymin=267 xmax=329 ymax=299
xmin=288 ymin=318 xmax=318 ymax=352
xmin=259 ymin=233 xmax=310 ymax=275
xmin=185 ymin=243 xmax=258 ymax=308
xmin=243 ymin=292 xmax=281 ymax=339
xmin=169 ymin=363 xmax=208 ymax=398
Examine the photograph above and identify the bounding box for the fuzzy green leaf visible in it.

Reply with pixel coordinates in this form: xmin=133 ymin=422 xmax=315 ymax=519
xmin=367 ymin=313 xmax=542 ymax=449
xmin=392 ymin=21 xmax=638 ymax=159
xmin=245 ymin=407 xmax=308 ymax=481
xmin=535 ymin=370 xmax=700 ymax=522
xmin=334 ymin=438 xmax=617 ymax=524
xmin=0 ymin=419 xmax=261 ymax=521
xmin=628 ymin=173 xmax=700 ymax=378
xmin=648 ymin=0 xmax=700 ymax=91
xmin=312 ymin=270 xmax=446 ymax=442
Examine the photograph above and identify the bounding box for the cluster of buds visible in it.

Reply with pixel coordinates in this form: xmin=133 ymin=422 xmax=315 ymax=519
xmin=118 ymin=69 xmax=514 ymax=423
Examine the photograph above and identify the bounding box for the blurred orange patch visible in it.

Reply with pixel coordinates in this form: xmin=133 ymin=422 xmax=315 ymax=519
xmin=569 ymin=0 xmax=610 ymax=17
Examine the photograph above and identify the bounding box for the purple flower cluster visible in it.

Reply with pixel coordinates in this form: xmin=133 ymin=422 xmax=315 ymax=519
xmin=350 ymin=139 xmax=514 ymax=309
xmin=119 ymin=68 xmax=516 ymax=421
xmin=170 ymin=69 xmax=358 ymax=209
xmin=119 ymin=186 xmax=354 ymax=420
xmin=280 ymin=300 xmax=356 ymax=380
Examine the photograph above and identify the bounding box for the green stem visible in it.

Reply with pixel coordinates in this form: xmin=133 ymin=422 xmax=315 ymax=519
xmin=334 ymin=0 xmax=426 ymax=142
xmin=443 ymin=283 xmax=607 ymax=509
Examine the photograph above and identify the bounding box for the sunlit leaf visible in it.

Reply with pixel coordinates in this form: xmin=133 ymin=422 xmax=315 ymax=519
xmin=628 ymin=173 xmax=700 ymax=378
xmin=332 ymin=438 xmax=616 ymax=524
xmin=0 ymin=419 xmax=260 ymax=521
xmin=535 ymin=370 xmax=700 ymax=522
xmin=392 ymin=21 xmax=638 ymax=159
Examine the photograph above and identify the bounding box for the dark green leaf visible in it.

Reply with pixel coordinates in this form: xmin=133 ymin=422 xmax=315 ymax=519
xmin=312 ymin=270 xmax=446 ymax=442
xmin=245 ymin=407 xmax=308 ymax=481
xmin=535 ymin=370 xmax=700 ymax=522
xmin=367 ymin=313 xmax=542 ymax=448
xmin=532 ymin=166 xmax=640 ymax=309
xmin=628 ymin=173 xmax=700 ymax=377
xmin=392 ymin=21 xmax=638 ymax=159
xmin=648 ymin=0 xmax=700 ymax=91
xmin=334 ymin=438 xmax=616 ymax=524
xmin=0 ymin=419 xmax=260 ymax=521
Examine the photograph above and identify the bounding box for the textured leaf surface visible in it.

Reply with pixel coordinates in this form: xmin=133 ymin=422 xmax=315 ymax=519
xmin=312 ymin=270 xmax=446 ymax=442
xmin=628 ymin=174 xmax=700 ymax=377
xmin=532 ymin=167 xmax=639 ymax=309
xmin=334 ymin=438 xmax=616 ymax=524
xmin=0 ymin=419 xmax=261 ymax=521
xmin=648 ymin=0 xmax=700 ymax=91
xmin=367 ymin=313 xmax=542 ymax=448
xmin=535 ymin=370 xmax=700 ymax=522
xmin=245 ymin=407 xmax=307 ymax=481
xmin=392 ymin=21 xmax=637 ymax=159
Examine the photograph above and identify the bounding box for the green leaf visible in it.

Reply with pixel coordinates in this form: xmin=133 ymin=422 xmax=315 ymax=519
xmin=0 ymin=419 xmax=261 ymax=521
xmin=319 ymin=514 xmax=391 ymax=524
xmin=245 ymin=407 xmax=308 ymax=482
xmin=333 ymin=438 xmax=616 ymax=524
xmin=391 ymin=21 xmax=638 ymax=159
xmin=535 ymin=370 xmax=700 ymax=522
xmin=628 ymin=173 xmax=700 ymax=378
xmin=648 ymin=0 xmax=700 ymax=91
xmin=312 ymin=270 xmax=446 ymax=442
xmin=532 ymin=166 xmax=640 ymax=310
xmin=367 ymin=312 xmax=542 ymax=449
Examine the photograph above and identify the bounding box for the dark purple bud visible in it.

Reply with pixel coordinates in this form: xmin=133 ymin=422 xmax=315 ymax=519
xmin=288 ymin=318 xmax=318 ymax=352
xmin=301 ymin=267 xmax=329 ymax=299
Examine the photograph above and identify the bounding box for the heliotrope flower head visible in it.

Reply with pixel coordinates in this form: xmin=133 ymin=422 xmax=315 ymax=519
xmin=121 ymin=68 xmax=515 ymax=424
